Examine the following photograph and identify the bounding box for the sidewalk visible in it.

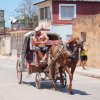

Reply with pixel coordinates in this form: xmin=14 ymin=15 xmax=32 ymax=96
xmin=75 ymin=67 xmax=100 ymax=79
xmin=0 ymin=55 xmax=100 ymax=79
xmin=0 ymin=55 xmax=17 ymax=61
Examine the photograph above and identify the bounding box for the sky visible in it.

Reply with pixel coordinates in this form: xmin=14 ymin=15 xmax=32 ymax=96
xmin=0 ymin=0 xmax=41 ymax=28
xmin=0 ymin=0 xmax=100 ymax=28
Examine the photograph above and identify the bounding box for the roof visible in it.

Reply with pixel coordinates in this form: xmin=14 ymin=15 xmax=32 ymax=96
xmin=11 ymin=19 xmax=18 ymax=24
xmin=34 ymin=0 xmax=100 ymax=5
xmin=34 ymin=0 xmax=46 ymax=5
xmin=24 ymin=31 xmax=35 ymax=37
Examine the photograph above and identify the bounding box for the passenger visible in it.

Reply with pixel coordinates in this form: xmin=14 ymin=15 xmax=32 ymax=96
xmin=32 ymin=27 xmax=49 ymax=63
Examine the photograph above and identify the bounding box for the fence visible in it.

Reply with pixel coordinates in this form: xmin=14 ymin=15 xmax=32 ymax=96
xmin=11 ymin=32 xmax=25 ymax=55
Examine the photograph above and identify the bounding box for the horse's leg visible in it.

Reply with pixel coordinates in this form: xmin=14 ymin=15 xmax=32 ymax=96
xmin=50 ymin=62 xmax=57 ymax=90
xmin=64 ymin=66 xmax=73 ymax=94
xmin=52 ymin=80 xmax=57 ymax=91
xmin=68 ymin=66 xmax=76 ymax=94
xmin=59 ymin=66 xmax=65 ymax=87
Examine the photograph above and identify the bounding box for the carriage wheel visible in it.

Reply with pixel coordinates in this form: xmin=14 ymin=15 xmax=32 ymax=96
xmin=16 ymin=60 xmax=22 ymax=84
xmin=35 ymin=72 xmax=41 ymax=89
xmin=61 ymin=72 xmax=67 ymax=88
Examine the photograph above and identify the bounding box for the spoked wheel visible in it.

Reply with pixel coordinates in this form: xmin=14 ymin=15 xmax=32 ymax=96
xmin=62 ymin=72 xmax=67 ymax=88
xmin=60 ymin=72 xmax=67 ymax=88
xmin=16 ymin=60 xmax=22 ymax=84
xmin=35 ymin=72 xmax=41 ymax=89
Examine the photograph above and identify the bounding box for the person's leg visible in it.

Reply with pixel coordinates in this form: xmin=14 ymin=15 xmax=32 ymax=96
xmin=81 ymin=56 xmax=86 ymax=69
xmin=84 ymin=60 xmax=87 ymax=67
xmin=37 ymin=51 xmax=43 ymax=60
xmin=40 ymin=47 xmax=49 ymax=63
xmin=35 ymin=47 xmax=43 ymax=60
xmin=84 ymin=56 xmax=87 ymax=67
xmin=82 ymin=61 xmax=85 ymax=69
xmin=40 ymin=54 xmax=47 ymax=62
xmin=82 ymin=56 xmax=87 ymax=69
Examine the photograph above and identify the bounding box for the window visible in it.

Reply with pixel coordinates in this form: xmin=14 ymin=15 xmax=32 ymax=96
xmin=45 ymin=7 xmax=51 ymax=19
xmin=40 ymin=6 xmax=51 ymax=20
xmin=81 ymin=32 xmax=86 ymax=42
xmin=40 ymin=8 xmax=45 ymax=20
xmin=59 ymin=4 xmax=76 ymax=20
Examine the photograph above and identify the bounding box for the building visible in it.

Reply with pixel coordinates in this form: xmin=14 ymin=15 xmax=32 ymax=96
xmin=11 ymin=19 xmax=30 ymax=31
xmin=72 ymin=13 xmax=100 ymax=68
xmin=0 ymin=10 xmax=6 ymax=55
xmin=0 ymin=10 xmax=5 ymax=33
xmin=34 ymin=0 xmax=100 ymax=41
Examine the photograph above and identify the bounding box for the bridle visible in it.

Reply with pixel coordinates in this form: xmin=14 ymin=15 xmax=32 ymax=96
xmin=65 ymin=41 xmax=82 ymax=60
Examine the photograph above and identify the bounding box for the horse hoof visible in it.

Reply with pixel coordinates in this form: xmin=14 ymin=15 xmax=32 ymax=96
xmin=51 ymin=88 xmax=57 ymax=91
xmin=69 ymin=91 xmax=74 ymax=95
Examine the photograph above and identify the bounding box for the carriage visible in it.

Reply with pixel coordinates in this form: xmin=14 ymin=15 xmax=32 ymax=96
xmin=16 ymin=31 xmax=67 ymax=89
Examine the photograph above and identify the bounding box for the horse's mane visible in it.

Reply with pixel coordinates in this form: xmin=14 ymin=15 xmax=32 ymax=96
xmin=67 ymin=37 xmax=79 ymax=44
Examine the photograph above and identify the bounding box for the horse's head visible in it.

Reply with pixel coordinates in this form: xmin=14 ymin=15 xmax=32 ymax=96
xmin=65 ymin=37 xmax=83 ymax=59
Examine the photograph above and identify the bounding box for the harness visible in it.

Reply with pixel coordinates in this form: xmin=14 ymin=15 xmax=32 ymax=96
xmin=44 ymin=43 xmax=81 ymax=72
xmin=65 ymin=44 xmax=80 ymax=61
xmin=44 ymin=44 xmax=64 ymax=72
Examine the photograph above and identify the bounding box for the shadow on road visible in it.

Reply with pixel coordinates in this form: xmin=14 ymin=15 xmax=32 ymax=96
xmin=21 ymin=81 xmax=90 ymax=95
xmin=72 ymin=89 xmax=90 ymax=95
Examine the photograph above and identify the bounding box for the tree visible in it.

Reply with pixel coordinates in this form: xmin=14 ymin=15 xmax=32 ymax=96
xmin=15 ymin=0 xmax=38 ymax=29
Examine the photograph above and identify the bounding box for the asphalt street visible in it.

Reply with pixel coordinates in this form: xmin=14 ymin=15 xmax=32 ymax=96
xmin=0 ymin=57 xmax=100 ymax=100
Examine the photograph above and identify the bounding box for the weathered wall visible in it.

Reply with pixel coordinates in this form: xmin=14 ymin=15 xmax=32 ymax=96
xmin=72 ymin=13 xmax=100 ymax=68
xmin=0 ymin=34 xmax=11 ymax=56
xmin=0 ymin=30 xmax=30 ymax=56
xmin=9 ymin=30 xmax=29 ymax=50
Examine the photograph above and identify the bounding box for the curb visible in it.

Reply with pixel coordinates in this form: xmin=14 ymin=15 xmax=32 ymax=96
xmin=0 ymin=56 xmax=17 ymax=61
xmin=75 ymin=71 xmax=100 ymax=79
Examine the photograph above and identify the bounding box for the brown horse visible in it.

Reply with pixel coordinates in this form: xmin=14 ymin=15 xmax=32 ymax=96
xmin=49 ymin=37 xmax=83 ymax=94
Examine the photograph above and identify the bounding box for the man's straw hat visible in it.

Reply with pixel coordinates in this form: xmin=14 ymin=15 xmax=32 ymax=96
xmin=34 ymin=27 xmax=42 ymax=31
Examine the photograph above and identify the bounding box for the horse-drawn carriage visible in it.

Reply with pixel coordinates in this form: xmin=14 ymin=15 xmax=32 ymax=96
xmin=16 ymin=31 xmax=67 ymax=89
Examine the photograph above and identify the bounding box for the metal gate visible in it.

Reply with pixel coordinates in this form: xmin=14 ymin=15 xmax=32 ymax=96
xmin=11 ymin=32 xmax=24 ymax=54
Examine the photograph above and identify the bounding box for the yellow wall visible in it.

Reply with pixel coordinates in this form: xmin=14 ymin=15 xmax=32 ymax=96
xmin=72 ymin=14 xmax=100 ymax=68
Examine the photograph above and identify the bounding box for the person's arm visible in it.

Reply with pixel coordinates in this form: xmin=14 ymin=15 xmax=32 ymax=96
xmin=36 ymin=33 xmax=49 ymax=44
xmin=32 ymin=36 xmax=37 ymax=46
xmin=42 ymin=33 xmax=49 ymax=44
xmin=35 ymin=33 xmax=49 ymax=44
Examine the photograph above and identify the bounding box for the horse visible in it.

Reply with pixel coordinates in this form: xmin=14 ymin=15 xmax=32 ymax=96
xmin=48 ymin=37 xmax=83 ymax=94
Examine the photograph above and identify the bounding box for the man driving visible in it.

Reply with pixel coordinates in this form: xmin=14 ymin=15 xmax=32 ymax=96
xmin=32 ymin=27 xmax=49 ymax=63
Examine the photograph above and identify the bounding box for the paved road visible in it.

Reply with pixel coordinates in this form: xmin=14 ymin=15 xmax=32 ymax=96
xmin=0 ymin=58 xmax=100 ymax=100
